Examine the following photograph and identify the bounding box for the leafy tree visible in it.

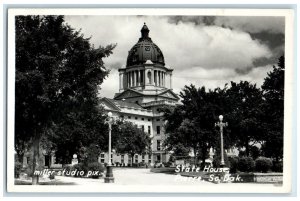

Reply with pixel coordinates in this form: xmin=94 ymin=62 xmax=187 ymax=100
xmin=113 ymin=120 xmax=151 ymax=165
xmin=163 ymin=85 xmax=229 ymax=168
xmin=261 ymin=55 xmax=284 ymax=160
xmin=15 ymin=15 xmax=115 ymax=184
xmin=225 ymin=81 xmax=265 ymax=156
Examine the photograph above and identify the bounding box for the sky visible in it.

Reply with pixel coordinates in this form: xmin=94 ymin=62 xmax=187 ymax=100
xmin=64 ymin=15 xmax=285 ymax=98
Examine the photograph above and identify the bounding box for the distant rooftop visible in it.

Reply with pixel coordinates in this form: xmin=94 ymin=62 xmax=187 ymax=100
xmin=106 ymin=98 xmax=143 ymax=110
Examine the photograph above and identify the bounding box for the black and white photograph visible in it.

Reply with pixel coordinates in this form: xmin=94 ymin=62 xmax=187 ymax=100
xmin=6 ymin=8 xmax=295 ymax=194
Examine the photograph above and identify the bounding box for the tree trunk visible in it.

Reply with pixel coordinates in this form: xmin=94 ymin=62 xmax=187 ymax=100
xmin=32 ymin=136 xmax=40 ymax=185
xmin=193 ymin=147 xmax=197 ymax=166
xmin=131 ymin=155 xmax=134 ymax=166
xmin=201 ymin=147 xmax=207 ymax=170
xmin=245 ymin=138 xmax=249 ymax=157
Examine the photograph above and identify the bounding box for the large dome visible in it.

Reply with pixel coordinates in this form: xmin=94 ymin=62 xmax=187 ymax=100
xmin=126 ymin=23 xmax=165 ymax=67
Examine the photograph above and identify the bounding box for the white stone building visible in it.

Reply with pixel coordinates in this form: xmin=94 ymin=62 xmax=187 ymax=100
xmin=99 ymin=23 xmax=180 ymax=166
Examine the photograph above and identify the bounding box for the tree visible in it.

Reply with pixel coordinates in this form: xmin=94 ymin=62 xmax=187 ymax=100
xmin=225 ymin=81 xmax=265 ymax=156
xmin=163 ymin=85 xmax=229 ymax=168
xmin=261 ymin=55 xmax=284 ymax=160
xmin=113 ymin=120 xmax=151 ymax=166
xmin=15 ymin=15 xmax=115 ymax=184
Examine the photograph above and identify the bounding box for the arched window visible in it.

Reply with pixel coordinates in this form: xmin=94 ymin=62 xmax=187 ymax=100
xmin=147 ymin=71 xmax=152 ymax=84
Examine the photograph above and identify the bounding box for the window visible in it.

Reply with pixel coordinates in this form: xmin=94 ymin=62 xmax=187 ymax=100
xmin=147 ymin=71 xmax=152 ymax=84
xmin=142 ymin=155 xmax=145 ymax=163
xmin=141 ymin=125 xmax=145 ymax=131
xmin=141 ymin=118 xmax=144 ymax=121
xmin=135 ymin=155 xmax=138 ymax=163
xmin=135 ymin=117 xmax=138 ymax=120
xmin=148 ymin=126 xmax=151 ymax=134
xmin=100 ymin=153 xmax=105 ymax=163
xmin=148 ymin=118 xmax=151 ymax=121
xmin=157 ymin=126 xmax=160 ymax=135
xmin=157 ymin=140 xmax=161 ymax=151
xmin=128 ymin=116 xmax=131 ymax=119
xmin=157 ymin=118 xmax=160 ymax=121
xmin=157 ymin=155 xmax=161 ymax=162
xmin=121 ymin=155 xmax=124 ymax=163
xmin=148 ymin=154 xmax=152 ymax=163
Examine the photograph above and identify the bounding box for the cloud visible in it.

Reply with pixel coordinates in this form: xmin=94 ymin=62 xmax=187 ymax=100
xmin=64 ymin=15 xmax=282 ymax=98
xmin=214 ymin=16 xmax=285 ymax=34
xmin=167 ymin=16 xmax=285 ymax=34
xmin=172 ymin=65 xmax=274 ymax=95
xmin=155 ymin=24 xmax=272 ymax=71
xmin=98 ymin=68 xmax=119 ymax=98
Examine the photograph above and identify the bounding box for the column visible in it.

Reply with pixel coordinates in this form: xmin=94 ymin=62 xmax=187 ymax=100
xmin=170 ymin=73 xmax=172 ymax=89
xmin=119 ymin=74 xmax=121 ymax=90
xmin=151 ymin=70 xmax=154 ymax=85
xmin=130 ymin=71 xmax=133 ymax=87
xmin=133 ymin=71 xmax=135 ymax=87
xmin=127 ymin=72 xmax=129 ymax=87
xmin=158 ymin=71 xmax=160 ymax=86
xmin=126 ymin=73 xmax=129 ymax=88
xmin=128 ymin=72 xmax=130 ymax=87
xmin=159 ymin=71 xmax=162 ymax=86
xmin=124 ymin=73 xmax=127 ymax=89
xmin=138 ymin=70 xmax=141 ymax=86
xmin=140 ymin=70 xmax=143 ymax=86
xmin=121 ymin=73 xmax=123 ymax=89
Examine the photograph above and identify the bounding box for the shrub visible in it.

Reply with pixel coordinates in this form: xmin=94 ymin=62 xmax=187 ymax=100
xmin=255 ymin=157 xmax=273 ymax=173
xmin=115 ymin=162 xmax=120 ymax=167
xmin=237 ymin=157 xmax=255 ymax=172
xmin=249 ymin=146 xmax=260 ymax=160
xmin=64 ymin=165 xmax=72 ymax=177
xmin=15 ymin=161 xmax=23 ymax=178
xmin=132 ymin=163 xmax=139 ymax=167
xmin=228 ymin=156 xmax=239 ymax=173
xmin=238 ymin=150 xmax=247 ymax=157
xmin=87 ymin=162 xmax=105 ymax=178
xmin=212 ymin=150 xmax=229 ymax=168
xmin=71 ymin=163 xmax=88 ymax=177
xmin=138 ymin=161 xmax=146 ymax=167
xmin=272 ymin=161 xmax=283 ymax=172
xmin=162 ymin=161 xmax=173 ymax=167
xmin=154 ymin=162 xmax=163 ymax=168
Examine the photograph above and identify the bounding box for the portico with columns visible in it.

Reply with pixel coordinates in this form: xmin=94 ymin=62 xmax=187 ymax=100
xmin=101 ymin=23 xmax=180 ymax=165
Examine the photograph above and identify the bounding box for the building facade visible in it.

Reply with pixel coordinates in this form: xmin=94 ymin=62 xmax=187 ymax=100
xmin=19 ymin=23 xmax=238 ymax=169
xmin=99 ymin=23 xmax=180 ymax=166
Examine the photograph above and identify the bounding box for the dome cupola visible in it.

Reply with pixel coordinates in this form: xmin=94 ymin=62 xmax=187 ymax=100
xmin=126 ymin=23 xmax=165 ymax=67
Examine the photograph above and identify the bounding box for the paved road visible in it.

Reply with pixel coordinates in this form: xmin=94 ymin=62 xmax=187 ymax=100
xmin=54 ymin=168 xmax=214 ymax=186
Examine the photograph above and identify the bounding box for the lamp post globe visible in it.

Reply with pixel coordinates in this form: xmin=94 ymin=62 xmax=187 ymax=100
xmin=104 ymin=111 xmax=115 ymax=183
xmin=215 ymin=114 xmax=227 ymax=168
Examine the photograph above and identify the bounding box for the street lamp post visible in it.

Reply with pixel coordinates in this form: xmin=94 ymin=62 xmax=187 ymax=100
xmin=215 ymin=115 xmax=228 ymax=167
xmin=104 ymin=112 xmax=115 ymax=183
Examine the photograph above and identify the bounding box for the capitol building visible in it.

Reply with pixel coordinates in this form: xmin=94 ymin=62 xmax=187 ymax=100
xmin=99 ymin=23 xmax=181 ymax=166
